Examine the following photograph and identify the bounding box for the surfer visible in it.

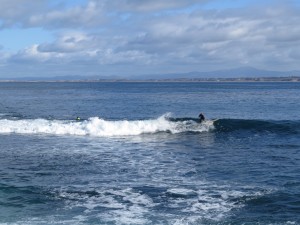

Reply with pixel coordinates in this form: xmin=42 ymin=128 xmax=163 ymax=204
xmin=76 ymin=116 xmax=81 ymax=121
xmin=198 ymin=113 xmax=205 ymax=123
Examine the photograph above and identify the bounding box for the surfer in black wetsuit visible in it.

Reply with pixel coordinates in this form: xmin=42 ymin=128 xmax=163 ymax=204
xmin=198 ymin=113 xmax=205 ymax=123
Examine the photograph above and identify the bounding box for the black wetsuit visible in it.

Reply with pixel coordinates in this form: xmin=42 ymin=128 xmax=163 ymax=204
xmin=199 ymin=113 xmax=205 ymax=123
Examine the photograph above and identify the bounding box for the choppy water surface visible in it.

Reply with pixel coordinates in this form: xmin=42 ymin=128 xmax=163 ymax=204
xmin=0 ymin=82 xmax=299 ymax=224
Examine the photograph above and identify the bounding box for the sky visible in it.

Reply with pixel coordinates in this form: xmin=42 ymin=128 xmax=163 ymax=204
xmin=0 ymin=0 xmax=300 ymax=78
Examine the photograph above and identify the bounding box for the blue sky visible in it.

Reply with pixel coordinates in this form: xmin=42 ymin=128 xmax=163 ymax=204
xmin=0 ymin=0 xmax=300 ymax=78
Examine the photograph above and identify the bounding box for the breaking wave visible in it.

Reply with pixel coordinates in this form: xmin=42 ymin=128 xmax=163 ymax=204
xmin=1 ymin=113 xmax=299 ymax=137
xmin=0 ymin=114 xmax=215 ymax=137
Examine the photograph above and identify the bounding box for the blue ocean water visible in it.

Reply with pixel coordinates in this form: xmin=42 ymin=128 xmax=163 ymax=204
xmin=0 ymin=82 xmax=299 ymax=225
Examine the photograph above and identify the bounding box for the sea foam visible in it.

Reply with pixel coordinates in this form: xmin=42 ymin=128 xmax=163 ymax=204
xmin=0 ymin=114 xmax=214 ymax=137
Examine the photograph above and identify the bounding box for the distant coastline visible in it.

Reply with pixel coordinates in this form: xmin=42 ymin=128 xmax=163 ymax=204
xmin=0 ymin=76 xmax=300 ymax=83
xmin=1 ymin=67 xmax=300 ymax=82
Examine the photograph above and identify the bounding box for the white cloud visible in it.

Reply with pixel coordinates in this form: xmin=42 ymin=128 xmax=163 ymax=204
xmin=0 ymin=0 xmax=47 ymax=28
xmin=8 ymin=31 xmax=152 ymax=67
xmin=11 ymin=44 xmax=64 ymax=63
xmin=28 ymin=1 xmax=106 ymax=28
xmin=1 ymin=0 xmax=300 ymax=77
xmin=107 ymin=0 xmax=206 ymax=12
xmin=0 ymin=0 xmax=107 ymax=29
xmin=37 ymin=32 xmax=95 ymax=53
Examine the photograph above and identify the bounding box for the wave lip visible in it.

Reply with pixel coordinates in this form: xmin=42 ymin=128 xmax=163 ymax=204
xmin=0 ymin=115 xmax=214 ymax=137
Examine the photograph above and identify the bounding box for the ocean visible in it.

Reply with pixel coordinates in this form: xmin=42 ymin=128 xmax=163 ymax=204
xmin=0 ymin=82 xmax=299 ymax=225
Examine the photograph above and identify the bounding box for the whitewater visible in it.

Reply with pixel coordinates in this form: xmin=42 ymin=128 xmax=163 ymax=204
xmin=0 ymin=114 xmax=215 ymax=137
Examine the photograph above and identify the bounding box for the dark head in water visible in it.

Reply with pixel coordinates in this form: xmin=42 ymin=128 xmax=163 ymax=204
xmin=198 ymin=113 xmax=205 ymax=122
xmin=76 ymin=116 xmax=81 ymax=121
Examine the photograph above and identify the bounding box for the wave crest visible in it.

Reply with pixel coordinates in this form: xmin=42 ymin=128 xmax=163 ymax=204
xmin=0 ymin=115 xmax=214 ymax=137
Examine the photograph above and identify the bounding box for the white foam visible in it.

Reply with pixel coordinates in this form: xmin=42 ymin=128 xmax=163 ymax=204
xmin=167 ymin=188 xmax=198 ymax=198
xmin=0 ymin=114 xmax=215 ymax=137
xmin=56 ymin=188 xmax=154 ymax=225
xmin=7 ymin=185 xmax=274 ymax=225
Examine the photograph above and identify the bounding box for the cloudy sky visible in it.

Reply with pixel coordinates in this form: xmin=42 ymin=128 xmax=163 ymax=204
xmin=0 ymin=0 xmax=300 ymax=78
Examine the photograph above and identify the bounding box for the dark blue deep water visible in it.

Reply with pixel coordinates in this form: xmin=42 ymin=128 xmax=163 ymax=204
xmin=0 ymin=82 xmax=299 ymax=225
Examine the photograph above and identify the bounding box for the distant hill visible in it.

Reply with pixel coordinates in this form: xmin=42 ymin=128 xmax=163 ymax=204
xmin=1 ymin=67 xmax=300 ymax=81
xmin=137 ymin=67 xmax=300 ymax=80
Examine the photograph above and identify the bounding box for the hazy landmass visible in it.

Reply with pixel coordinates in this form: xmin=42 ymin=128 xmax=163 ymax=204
xmin=1 ymin=67 xmax=300 ymax=82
